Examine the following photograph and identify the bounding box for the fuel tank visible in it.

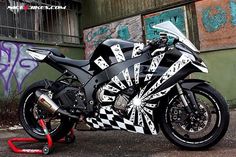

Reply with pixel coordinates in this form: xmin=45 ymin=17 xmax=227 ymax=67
xmin=89 ymin=39 xmax=136 ymax=74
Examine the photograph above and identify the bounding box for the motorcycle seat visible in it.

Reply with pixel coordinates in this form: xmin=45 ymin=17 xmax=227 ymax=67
xmin=50 ymin=55 xmax=90 ymax=68
xmin=68 ymin=59 xmax=90 ymax=67
xmin=29 ymin=47 xmax=65 ymax=58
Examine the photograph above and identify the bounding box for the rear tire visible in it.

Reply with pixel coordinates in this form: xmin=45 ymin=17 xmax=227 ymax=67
xmin=160 ymin=83 xmax=229 ymax=149
xmin=19 ymin=80 xmax=75 ymax=141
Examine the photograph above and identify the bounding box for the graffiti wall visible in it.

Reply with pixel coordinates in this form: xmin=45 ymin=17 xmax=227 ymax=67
xmin=196 ymin=0 xmax=236 ymax=51
xmin=143 ymin=7 xmax=186 ymax=42
xmin=0 ymin=41 xmax=38 ymax=96
xmin=83 ymin=15 xmax=143 ymax=58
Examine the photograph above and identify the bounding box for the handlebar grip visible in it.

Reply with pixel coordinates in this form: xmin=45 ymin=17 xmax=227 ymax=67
xmin=138 ymin=39 xmax=167 ymax=55
xmin=137 ymin=45 xmax=152 ymax=55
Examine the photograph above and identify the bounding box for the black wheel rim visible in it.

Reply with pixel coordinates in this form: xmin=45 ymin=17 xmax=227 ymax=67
xmin=23 ymin=89 xmax=61 ymax=136
xmin=165 ymin=89 xmax=221 ymax=144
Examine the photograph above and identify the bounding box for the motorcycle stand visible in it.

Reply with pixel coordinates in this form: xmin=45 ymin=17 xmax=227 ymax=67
xmin=7 ymin=119 xmax=75 ymax=155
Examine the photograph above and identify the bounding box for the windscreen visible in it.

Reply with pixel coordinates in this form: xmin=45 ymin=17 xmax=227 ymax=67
xmin=152 ymin=21 xmax=199 ymax=52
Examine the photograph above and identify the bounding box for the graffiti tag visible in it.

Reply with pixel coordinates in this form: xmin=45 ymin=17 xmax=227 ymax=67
xmin=0 ymin=41 xmax=38 ymax=95
xmin=202 ymin=1 xmax=236 ymax=32
xmin=83 ymin=15 xmax=143 ymax=59
xmin=202 ymin=6 xmax=227 ymax=32
xmin=230 ymin=0 xmax=236 ymax=26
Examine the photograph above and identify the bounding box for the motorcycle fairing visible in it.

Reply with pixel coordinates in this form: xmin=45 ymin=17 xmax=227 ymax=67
xmin=85 ymin=44 xmax=196 ymax=135
xmin=82 ymin=44 xmax=152 ymax=111
xmin=86 ymin=105 xmax=150 ymax=134
xmin=89 ymin=39 xmax=143 ymax=74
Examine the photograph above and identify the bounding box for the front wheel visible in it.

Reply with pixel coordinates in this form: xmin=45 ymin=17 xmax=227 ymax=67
xmin=160 ymin=83 xmax=229 ymax=149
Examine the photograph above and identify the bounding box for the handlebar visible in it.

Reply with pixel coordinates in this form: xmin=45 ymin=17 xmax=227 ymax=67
xmin=138 ymin=38 xmax=167 ymax=55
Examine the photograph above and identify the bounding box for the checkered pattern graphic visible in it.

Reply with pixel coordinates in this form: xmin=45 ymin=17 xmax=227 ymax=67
xmin=86 ymin=106 xmax=150 ymax=134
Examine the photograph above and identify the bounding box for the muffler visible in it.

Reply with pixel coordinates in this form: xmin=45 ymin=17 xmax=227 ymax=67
xmin=35 ymin=90 xmax=78 ymax=119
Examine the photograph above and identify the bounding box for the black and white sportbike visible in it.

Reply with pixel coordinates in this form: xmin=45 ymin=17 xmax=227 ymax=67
xmin=19 ymin=21 xmax=229 ymax=149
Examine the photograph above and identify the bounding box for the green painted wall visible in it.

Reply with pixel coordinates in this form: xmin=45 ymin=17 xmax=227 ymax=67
xmin=194 ymin=49 xmax=236 ymax=105
xmin=0 ymin=44 xmax=84 ymax=98
xmin=81 ymin=0 xmax=196 ymax=28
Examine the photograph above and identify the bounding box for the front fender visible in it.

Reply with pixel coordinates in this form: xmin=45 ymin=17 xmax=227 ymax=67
xmin=180 ymin=79 xmax=209 ymax=90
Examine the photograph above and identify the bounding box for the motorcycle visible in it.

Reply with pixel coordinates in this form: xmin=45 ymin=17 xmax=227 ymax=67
xmin=19 ymin=21 xmax=229 ymax=149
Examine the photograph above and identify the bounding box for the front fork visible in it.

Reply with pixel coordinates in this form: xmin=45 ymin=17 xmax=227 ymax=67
xmin=176 ymin=83 xmax=200 ymax=114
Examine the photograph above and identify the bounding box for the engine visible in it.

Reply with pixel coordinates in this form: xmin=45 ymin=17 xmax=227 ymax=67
xmin=96 ymin=85 xmax=136 ymax=115
xmin=114 ymin=94 xmax=129 ymax=111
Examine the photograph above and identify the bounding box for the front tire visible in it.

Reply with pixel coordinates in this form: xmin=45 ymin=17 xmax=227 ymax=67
xmin=160 ymin=83 xmax=229 ymax=149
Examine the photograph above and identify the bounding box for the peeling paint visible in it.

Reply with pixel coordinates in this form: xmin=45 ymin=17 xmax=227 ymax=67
xmin=196 ymin=0 xmax=236 ymax=50
xmin=83 ymin=15 xmax=143 ymax=58
xmin=117 ymin=25 xmax=130 ymax=40
xmin=230 ymin=0 xmax=236 ymax=26
xmin=202 ymin=6 xmax=227 ymax=32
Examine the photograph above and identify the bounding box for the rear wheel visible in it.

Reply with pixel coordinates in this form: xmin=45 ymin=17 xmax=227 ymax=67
xmin=19 ymin=80 xmax=75 ymax=141
xmin=160 ymin=83 xmax=229 ymax=149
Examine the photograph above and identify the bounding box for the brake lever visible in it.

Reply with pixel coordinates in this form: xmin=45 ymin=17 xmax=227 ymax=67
xmin=137 ymin=38 xmax=167 ymax=56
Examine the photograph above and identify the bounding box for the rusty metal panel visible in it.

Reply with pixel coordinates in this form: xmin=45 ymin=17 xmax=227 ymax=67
xmin=83 ymin=15 xmax=143 ymax=58
xmin=155 ymin=0 xmax=184 ymax=7
xmin=81 ymin=0 xmax=195 ymax=29
xmin=109 ymin=0 xmax=116 ymax=18
xmin=110 ymin=0 xmax=118 ymax=18
xmin=120 ymin=0 xmax=128 ymax=16
xmin=82 ymin=0 xmax=156 ymax=28
xmin=196 ymin=0 xmax=236 ymax=51
xmin=142 ymin=0 xmax=156 ymax=10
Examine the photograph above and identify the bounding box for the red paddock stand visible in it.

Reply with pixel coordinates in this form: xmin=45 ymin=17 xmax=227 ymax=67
xmin=8 ymin=119 xmax=75 ymax=155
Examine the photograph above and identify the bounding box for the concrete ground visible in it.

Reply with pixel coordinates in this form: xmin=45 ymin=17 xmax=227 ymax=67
xmin=1 ymin=111 xmax=236 ymax=157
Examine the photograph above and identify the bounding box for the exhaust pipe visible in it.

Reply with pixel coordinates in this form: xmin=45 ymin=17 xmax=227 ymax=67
xmin=35 ymin=90 xmax=78 ymax=119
